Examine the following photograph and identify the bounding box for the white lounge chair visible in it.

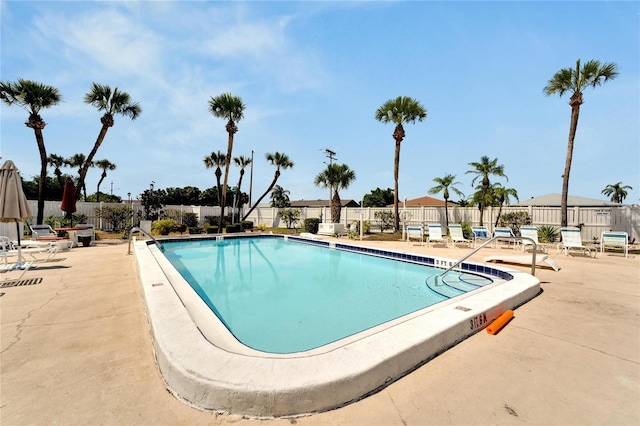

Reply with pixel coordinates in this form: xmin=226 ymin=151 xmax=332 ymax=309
xmin=485 ymin=254 xmax=561 ymax=272
xmin=0 ymin=260 xmax=34 ymax=282
xmin=600 ymin=231 xmax=628 ymax=258
xmin=406 ymin=225 xmax=424 ymax=245
xmin=448 ymin=224 xmax=471 ymax=248
xmin=493 ymin=227 xmax=519 ymax=249
xmin=557 ymin=227 xmax=595 ymax=257
xmin=426 ymin=224 xmax=448 ymax=248
xmin=471 ymin=226 xmax=490 ymax=248
xmin=519 ymin=225 xmax=547 ymax=253
xmin=1 ymin=242 xmax=61 ymax=263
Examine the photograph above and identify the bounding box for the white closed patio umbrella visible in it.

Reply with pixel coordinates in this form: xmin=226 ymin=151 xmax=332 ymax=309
xmin=0 ymin=160 xmax=33 ymax=262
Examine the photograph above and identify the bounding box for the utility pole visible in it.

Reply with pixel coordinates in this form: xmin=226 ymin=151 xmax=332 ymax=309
xmin=324 ymin=148 xmax=337 ymax=203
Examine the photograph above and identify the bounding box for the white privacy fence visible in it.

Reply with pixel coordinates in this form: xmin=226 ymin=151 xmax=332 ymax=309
xmin=244 ymin=204 xmax=640 ymax=243
xmin=13 ymin=200 xmax=639 ymax=243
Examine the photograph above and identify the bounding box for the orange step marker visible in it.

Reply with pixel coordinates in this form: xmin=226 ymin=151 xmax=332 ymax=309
xmin=486 ymin=310 xmax=514 ymax=335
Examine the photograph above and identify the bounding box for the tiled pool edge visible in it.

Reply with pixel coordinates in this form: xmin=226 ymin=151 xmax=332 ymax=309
xmin=133 ymin=237 xmax=541 ymax=418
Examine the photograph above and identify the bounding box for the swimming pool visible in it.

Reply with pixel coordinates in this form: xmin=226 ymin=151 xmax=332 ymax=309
xmin=161 ymin=237 xmax=492 ymax=353
xmin=134 ymin=234 xmax=540 ymax=417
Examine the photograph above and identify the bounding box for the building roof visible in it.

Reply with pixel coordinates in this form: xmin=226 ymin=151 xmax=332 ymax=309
xmin=513 ymin=193 xmax=621 ymax=207
xmin=388 ymin=196 xmax=457 ymax=208
xmin=290 ymin=199 xmax=360 ymax=208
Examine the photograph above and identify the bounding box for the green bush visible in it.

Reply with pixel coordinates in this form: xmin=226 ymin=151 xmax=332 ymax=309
xmin=374 ymin=210 xmax=394 ymax=231
xmin=203 ymin=224 xmax=218 ymax=234
xmin=188 ymin=226 xmax=202 ymax=235
xmin=152 ymin=219 xmax=176 ymax=235
xmin=183 ymin=212 xmax=199 ymax=228
xmin=537 ymin=225 xmax=559 ymax=243
xmin=225 ymin=223 xmax=242 ymax=233
xmin=241 ymin=220 xmax=253 ymax=230
xmin=304 ymin=218 xmax=320 ymax=234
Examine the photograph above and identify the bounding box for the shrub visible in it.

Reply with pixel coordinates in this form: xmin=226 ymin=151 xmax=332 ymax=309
xmin=278 ymin=209 xmax=302 ymax=229
xmin=183 ymin=212 xmax=199 ymax=228
xmin=374 ymin=210 xmax=394 ymax=231
xmin=94 ymin=206 xmax=131 ymax=231
xmin=498 ymin=211 xmax=532 ymax=236
xmin=188 ymin=227 xmax=202 ymax=235
xmin=226 ymin=223 xmax=242 ymax=233
xmin=152 ymin=218 xmax=176 ymax=235
xmin=241 ymin=220 xmax=253 ymax=230
xmin=204 ymin=224 xmax=218 ymax=234
xmin=537 ymin=225 xmax=559 ymax=243
xmin=304 ymin=218 xmax=320 ymax=234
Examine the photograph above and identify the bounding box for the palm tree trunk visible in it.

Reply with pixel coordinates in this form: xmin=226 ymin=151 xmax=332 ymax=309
xmin=392 ymin=124 xmax=404 ymax=231
xmin=34 ymin=128 xmax=47 ymax=224
xmin=79 ymin=123 xmax=109 ymax=201
xmin=444 ymin=196 xmax=449 ymax=229
xmin=235 ymin=170 xmax=245 ymax=222
xmin=219 ymin=126 xmax=235 ymax=231
xmin=561 ymin=94 xmax=582 ymax=227
xmin=242 ymin=171 xmax=280 ymax=221
xmin=97 ymin=173 xmax=106 ymax=202
xmin=331 ymin=192 xmax=341 ymax=223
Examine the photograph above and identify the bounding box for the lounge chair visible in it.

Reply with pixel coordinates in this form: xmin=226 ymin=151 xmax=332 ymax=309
xmin=30 ymin=224 xmax=69 ymax=241
xmin=448 ymin=224 xmax=471 ymax=248
xmin=600 ymin=231 xmax=628 ymax=258
xmin=1 ymin=242 xmax=61 ymax=263
xmin=76 ymin=224 xmax=96 ymax=246
xmin=426 ymin=224 xmax=448 ymax=248
xmin=406 ymin=225 xmax=424 ymax=245
xmin=493 ymin=227 xmax=519 ymax=249
xmin=485 ymin=254 xmax=561 ymax=272
xmin=0 ymin=260 xmax=34 ymax=282
xmin=519 ymin=225 xmax=547 ymax=253
xmin=557 ymin=227 xmax=595 ymax=257
xmin=471 ymin=226 xmax=490 ymax=248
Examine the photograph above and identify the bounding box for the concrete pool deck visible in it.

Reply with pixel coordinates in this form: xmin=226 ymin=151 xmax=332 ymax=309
xmin=1 ymin=237 xmax=639 ymax=424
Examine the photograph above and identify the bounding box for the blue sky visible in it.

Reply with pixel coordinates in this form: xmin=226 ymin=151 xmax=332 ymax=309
xmin=1 ymin=1 xmax=638 ymax=206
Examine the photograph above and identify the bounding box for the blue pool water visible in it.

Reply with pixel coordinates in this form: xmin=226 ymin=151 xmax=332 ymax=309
xmin=162 ymin=237 xmax=486 ymax=353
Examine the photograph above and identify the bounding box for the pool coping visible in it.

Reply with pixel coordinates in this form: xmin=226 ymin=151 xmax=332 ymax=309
xmin=133 ymin=235 xmax=541 ymax=418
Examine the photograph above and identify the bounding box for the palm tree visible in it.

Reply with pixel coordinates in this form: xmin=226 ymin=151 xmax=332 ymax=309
xmin=233 ymin=155 xmax=252 ymax=221
xmin=492 ymin=184 xmax=519 ymax=228
xmin=82 ymin=83 xmax=141 ymax=201
xmin=242 ymin=152 xmax=294 ymax=221
xmin=0 ymin=79 xmax=62 ymax=224
xmin=375 ymin=96 xmax=427 ymax=231
xmin=203 ymin=150 xmax=226 ymax=209
xmin=466 ymin=156 xmax=506 ymax=226
xmin=314 ymin=163 xmax=357 ymax=223
xmin=47 ymin=153 xmax=67 ymax=188
xmin=67 ymin=153 xmax=89 ymax=200
xmin=269 ymin=185 xmax=290 ymax=208
xmin=602 ymin=182 xmax=632 ymax=204
xmin=544 ymin=59 xmax=619 ymax=226
xmin=94 ymin=159 xmax=116 ymax=202
xmin=428 ymin=174 xmax=464 ymax=229
xmin=208 ymin=93 xmax=246 ymax=230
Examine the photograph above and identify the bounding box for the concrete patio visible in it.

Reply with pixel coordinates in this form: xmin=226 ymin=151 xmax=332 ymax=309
xmin=1 ymin=237 xmax=638 ymax=425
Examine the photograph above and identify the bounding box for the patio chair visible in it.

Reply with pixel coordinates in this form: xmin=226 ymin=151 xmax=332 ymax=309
xmin=519 ymin=225 xmax=547 ymax=253
xmin=493 ymin=227 xmax=519 ymax=250
xmin=448 ymin=224 xmax=471 ymax=248
xmin=471 ymin=226 xmax=491 ymax=248
xmin=0 ymin=260 xmax=34 ymax=282
xmin=557 ymin=227 xmax=595 ymax=257
xmin=75 ymin=224 xmax=96 ymax=246
xmin=1 ymin=242 xmax=61 ymax=263
xmin=426 ymin=224 xmax=448 ymax=248
xmin=600 ymin=231 xmax=628 ymax=258
xmin=406 ymin=225 xmax=424 ymax=245
xmin=30 ymin=224 xmax=69 ymax=242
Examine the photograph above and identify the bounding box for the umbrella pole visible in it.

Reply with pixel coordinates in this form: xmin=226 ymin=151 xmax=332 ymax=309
xmin=15 ymin=221 xmax=22 ymax=263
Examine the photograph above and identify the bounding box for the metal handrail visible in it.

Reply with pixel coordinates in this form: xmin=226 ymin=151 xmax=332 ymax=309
xmin=435 ymin=236 xmax=538 ymax=283
xmin=127 ymin=226 xmax=164 ymax=254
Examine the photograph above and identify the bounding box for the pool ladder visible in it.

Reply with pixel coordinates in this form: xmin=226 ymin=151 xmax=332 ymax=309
xmin=127 ymin=226 xmax=165 ymax=254
xmin=431 ymin=236 xmax=538 ymax=287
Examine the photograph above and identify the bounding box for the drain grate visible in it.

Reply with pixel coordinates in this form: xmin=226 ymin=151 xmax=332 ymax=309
xmin=0 ymin=277 xmax=43 ymax=288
